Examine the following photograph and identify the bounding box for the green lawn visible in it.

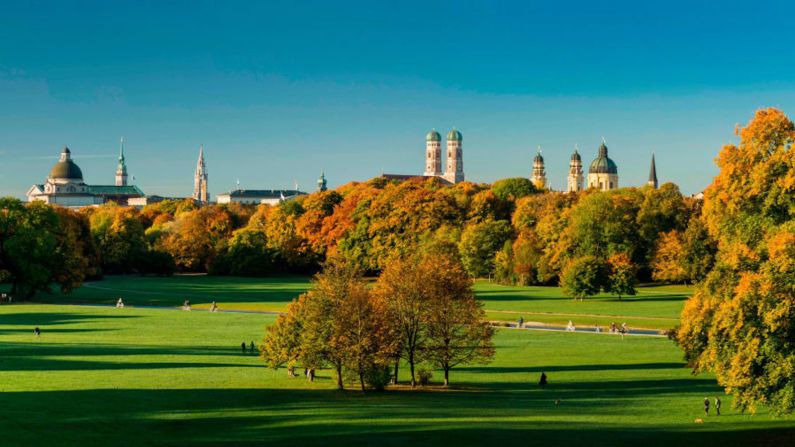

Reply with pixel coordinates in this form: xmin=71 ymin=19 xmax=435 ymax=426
xmin=36 ymin=275 xmax=692 ymax=331
xmin=1 ymin=303 xmax=792 ymax=446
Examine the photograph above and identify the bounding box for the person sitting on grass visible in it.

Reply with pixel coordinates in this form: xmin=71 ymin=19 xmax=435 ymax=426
xmin=183 ymin=300 xmax=191 ymax=311
xmin=116 ymin=298 xmax=124 ymax=308
xmin=34 ymin=327 xmax=40 ymax=338
xmin=566 ymin=320 xmax=575 ymax=332
xmin=209 ymin=301 xmax=218 ymax=312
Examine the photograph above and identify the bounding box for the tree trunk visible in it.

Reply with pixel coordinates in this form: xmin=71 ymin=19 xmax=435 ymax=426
xmin=359 ymin=371 xmax=366 ymax=393
xmin=393 ymin=359 xmax=399 ymax=385
xmin=444 ymin=367 xmax=450 ymax=387
xmin=409 ymin=355 xmax=416 ymax=388
xmin=336 ymin=364 xmax=344 ymax=390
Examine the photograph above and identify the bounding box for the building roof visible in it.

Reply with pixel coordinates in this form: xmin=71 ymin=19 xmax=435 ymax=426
xmin=223 ymin=189 xmax=305 ymax=199
xmin=648 ymin=153 xmax=658 ymax=186
xmin=380 ymin=174 xmax=454 ymax=185
xmin=447 ymin=128 xmax=462 ymax=141
xmin=571 ymin=149 xmax=581 ymax=161
xmin=588 ymin=142 xmax=618 ymax=174
xmin=426 ymin=130 xmax=442 ymax=142
xmin=88 ymin=185 xmax=145 ymax=196
xmin=49 ymin=147 xmax=84 ymax=180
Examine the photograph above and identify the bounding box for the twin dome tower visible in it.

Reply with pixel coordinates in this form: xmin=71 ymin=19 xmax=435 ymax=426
xmin=424 ymin=129 xmax=464 ymax=184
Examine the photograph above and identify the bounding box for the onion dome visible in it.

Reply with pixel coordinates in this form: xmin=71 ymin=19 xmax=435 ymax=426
xmin=426 ymin=129 xmax=442 ymax=142
xmin=534 ymin=151 xmax=544 ymax=163
xmin=48 ymin=146 xmax=84 ymax=180
xmin=447 ymin=128 xmax=462 ymax=141
xmin=571 ymin=149 xmax=581 ymax=161
xmin=588 ymin=142 xmax=618 ymax=174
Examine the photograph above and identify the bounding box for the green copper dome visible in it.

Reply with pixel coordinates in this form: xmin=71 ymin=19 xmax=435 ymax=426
xmin=534 ymin=152 xmax=544 ymax=163
xmin=447 ymin=128 xmax=462 ymax=141
xmin=49 ymin=147 xmax=84 ymax=180
xmin=426 ymin=130 xmax=441 ymax=142
xmin=588 ymin=143 xmax=618 ymax=174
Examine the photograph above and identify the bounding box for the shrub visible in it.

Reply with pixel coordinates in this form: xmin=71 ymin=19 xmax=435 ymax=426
xmin=417 ymin=369 xmax=433 ymax=386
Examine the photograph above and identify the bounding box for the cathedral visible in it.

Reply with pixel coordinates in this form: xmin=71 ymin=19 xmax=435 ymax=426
xmin=26 ymin=140 xmax=145 ymax=207
xmin=382 ymin=128 xmax=465 ymax=184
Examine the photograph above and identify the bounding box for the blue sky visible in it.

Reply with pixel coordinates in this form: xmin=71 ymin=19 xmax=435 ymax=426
xmin=1 ymin=0 xmax=794 ymax=197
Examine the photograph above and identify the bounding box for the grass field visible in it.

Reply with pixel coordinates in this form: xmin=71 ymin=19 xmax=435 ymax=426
xmin=1 ymin=303 xmax=793 ymax=446
xmin=36 ymin=275 xmax=691 ymax=330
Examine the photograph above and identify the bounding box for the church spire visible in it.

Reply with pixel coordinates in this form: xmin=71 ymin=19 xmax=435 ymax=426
xmin=115 ymin=137 xmax=128 ymax=186
xmin=193 ymin=144 xmax=209 ymax=203
xmin=648 ymin=153 xmax=658 ymax=189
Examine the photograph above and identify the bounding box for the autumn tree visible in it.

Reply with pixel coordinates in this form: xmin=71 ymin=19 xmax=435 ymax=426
xmin=89 ymin=204 xmax=147 ymax=273
xmin=424 ymin=254 xmax=495 ymax=386
xmin=375 ymin=255 xmax=430 ymax=387
xmin=675 ymin=108 xmax=795 ymax=414
xmin=606 ymin=252 xmax=637 ymax=300
xmin=651 ymin=230 xmax=688 ymax=283
xmin=261 ymin=293 xmax=307 ymax=377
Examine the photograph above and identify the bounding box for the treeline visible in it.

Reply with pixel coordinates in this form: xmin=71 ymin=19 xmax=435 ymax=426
xmin=0 ymin=174 xmax=715 ymax=298
xmin=261 ymin=252 xmax=495 ymax=390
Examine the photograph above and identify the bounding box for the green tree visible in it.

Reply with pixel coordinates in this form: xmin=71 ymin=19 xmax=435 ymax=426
xmin=458 ymin=219 xmax=513 ymax=277
xmin=560 ymin=256 xmax=606 ymax=301
xmin=606 ymin=252 xmax=637 ymax=300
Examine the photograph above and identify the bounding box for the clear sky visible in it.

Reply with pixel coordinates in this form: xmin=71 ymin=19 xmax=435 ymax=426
xmin=2 ymin=0 xmax=794 ymax=197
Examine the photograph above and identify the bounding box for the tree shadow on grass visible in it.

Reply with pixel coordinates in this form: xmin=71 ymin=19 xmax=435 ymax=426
xmin=460 ymin=362 xmax=686 ymax=374
xmin=0 ymin=312 xmax=140 ymax=327
xmin=1 ymin=387 xmax=791 ymax=447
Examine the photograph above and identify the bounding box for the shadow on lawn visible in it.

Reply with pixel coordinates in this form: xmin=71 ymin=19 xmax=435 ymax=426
xmin=1 ymin=387 xmax=791 ymax=447
xmin=460 ymin=362 xmax=686 ymax=374
xmin=0 ymin=342 xmax=263 ymax=371
xmin=0 ymin=312 xmax=139 ymax=327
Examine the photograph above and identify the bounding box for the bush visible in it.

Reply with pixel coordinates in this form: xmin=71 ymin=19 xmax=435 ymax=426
xmin=136 ymin=250 xmax=176 ymax=276
xmin=417 ymin=369 xmax=433 ymax=386
xmin=363 ymin=364 xmax=392 ymax=391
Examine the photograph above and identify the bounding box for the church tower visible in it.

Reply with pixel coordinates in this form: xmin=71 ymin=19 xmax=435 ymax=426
xmin=115 ymin=137 xmax=128 ymax=186
xmin=193 ymin=145 xmax=209 ymax=203
xmin=424 ymin=129 xmax=442 ymax=177
xmin=531 ymin=147 xmax=547 ymax=189
xmin=648 ymin=153 xmax=658 ymax=189
xmin=444 ymin=128 xmax=464 ymax=184
xmin=567 ymin=146 xmax=583 ymax=193
xmin=317 ymin=171 xmax=328 ymax=192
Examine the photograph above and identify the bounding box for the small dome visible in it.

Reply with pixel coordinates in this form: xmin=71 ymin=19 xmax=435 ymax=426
xmin=571 ymin=150 xmax=581 ymax=161
xmin=588 ymin=143 xmax=618 ymax=174
xmin=426 ymin=130 xmax=441 ymax=142
xmin=447 ymin=128 xmax=462 ymax=141
xmin=534 ymin=152 xmax=544 ymax=163
xmin=49 ymin=147 xmax=84 ymax=180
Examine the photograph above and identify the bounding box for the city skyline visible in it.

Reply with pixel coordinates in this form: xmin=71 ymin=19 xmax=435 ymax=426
xmin=3 ymin=1 xmax=795 ymax=197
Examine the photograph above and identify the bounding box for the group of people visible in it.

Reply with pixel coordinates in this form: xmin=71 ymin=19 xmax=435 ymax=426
xmin=241 ymin=340 xmax=256 ymax=354
xmin=1 ymin=293 xmax=12 ymax=304
xmin=704 ymin=397 xmax=722 ymax=416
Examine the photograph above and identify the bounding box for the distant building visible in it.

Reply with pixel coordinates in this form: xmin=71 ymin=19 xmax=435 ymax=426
xmin=531 ymin=148 xmax=547 ymax=189
xmin=648 ymin=153 xmax=658 ymax=189
xmin=216 ymin=189 xmax=306 ymax=205
xmin=587 ymin=140 xmax=619 ymax=191
xmin=384 ymin=128 xmax=465 ymax=184
xmin=567 ymin=147 xmax=584 ymax=193
xmin=317 ymin=171 xmax=328 ymax=192
xmin=193 ymin=145 xmax=209 ymax=203
xmin=27 ymin=145 xmax=144 ymax=207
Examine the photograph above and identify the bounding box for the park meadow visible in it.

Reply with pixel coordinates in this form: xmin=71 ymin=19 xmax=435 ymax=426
xmin=1 ymin=108 xmax=795 ymax=445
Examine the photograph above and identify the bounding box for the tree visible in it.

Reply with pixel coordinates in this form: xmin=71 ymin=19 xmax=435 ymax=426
xmin=375 ymin=256 xmax=429 ymax=387
xmin=89 ymin=204 xmax=147 ymax=273
xmin=261 ymin=293 xmax=307 ymax=377
xmin=424 ymin=254 xmax=495 ymax=386
xmin=0 ymin=199 xmax=58 ymax=297
xmin=675 ymin=108 xmax=795 ymax=414
xmin=606 ymin=252 xmax=637 ymax=300
xmin=490 ymin=177 xmax=537 ymax=201
xmin=560 ymin=256 xmax=606 ymax=301
xmin=651 ymin=230 xmax=688 ymax=283
xmin=458 ymin=219 xmax=513 ymax=277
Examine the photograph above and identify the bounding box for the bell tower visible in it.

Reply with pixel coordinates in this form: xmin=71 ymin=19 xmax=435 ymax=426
xmin=444 ymin=128 xmax=464 ymax=184
xmin=567 ymin=146 xmax=583 ymax=193
xmin=193 ymin=145 xmax=209 ymax=203
xmin=115 ymin=137 xmax=128 ymax=186
xmin=424 ymin=129 xmax=442 ymax=177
